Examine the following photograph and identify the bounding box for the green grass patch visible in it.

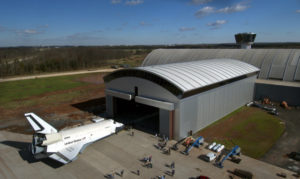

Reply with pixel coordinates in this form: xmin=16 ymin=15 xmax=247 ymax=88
xmin=4 ymin=90 xmax=83 ymax=109
xmin=203 ymin=107 xmax=248 ymax=129
xmin=0 ymin=73 xmax=95 ymax=107
xmin=197 ymin=106 xmax=285 ymax=159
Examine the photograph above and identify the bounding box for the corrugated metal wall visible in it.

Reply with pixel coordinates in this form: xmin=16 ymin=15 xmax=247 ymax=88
xmin=142 ymin=49 xmax=300 ymax=82
xmin=175 ymin=76 xmax=255 ymax=139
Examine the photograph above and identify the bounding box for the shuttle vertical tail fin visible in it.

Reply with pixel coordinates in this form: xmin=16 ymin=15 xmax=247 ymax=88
xmin=25 ymin=113 xmax=57 ymax=134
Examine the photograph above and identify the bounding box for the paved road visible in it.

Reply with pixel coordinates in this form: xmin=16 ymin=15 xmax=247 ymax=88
xmin=0 ymin=68 xmax=117 ymax=83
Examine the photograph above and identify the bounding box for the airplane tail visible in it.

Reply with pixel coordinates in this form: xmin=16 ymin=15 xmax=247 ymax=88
xmin=25 ymin=113 xmax=57 ymax=134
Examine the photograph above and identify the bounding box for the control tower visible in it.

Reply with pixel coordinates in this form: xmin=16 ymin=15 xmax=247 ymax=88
xmin=235 ymin=32 xmax=256 ymax=49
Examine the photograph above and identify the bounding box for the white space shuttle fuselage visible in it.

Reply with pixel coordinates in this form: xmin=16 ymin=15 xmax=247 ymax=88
xmin=25 ymin=113 xmax=124 ymax=164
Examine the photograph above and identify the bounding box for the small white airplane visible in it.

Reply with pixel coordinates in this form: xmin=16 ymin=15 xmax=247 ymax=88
xmin=24 ymin=113 xmax=124 ymax=164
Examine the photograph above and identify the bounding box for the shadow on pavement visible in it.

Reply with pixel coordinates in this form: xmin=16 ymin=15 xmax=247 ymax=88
xmin=0 ymin=140 xmax=64 ymax=169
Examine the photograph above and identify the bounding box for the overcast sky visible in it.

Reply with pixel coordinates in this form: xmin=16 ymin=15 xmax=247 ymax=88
xmin=0 ymin=0 xmax=300 ymax=46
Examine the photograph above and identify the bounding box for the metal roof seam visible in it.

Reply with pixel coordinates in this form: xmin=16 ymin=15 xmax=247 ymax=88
xmin=146 ymin=66 xmax=195 ymax=90
xmin=191 ymin=63 xmax=227 ymax=81
xmin=173 ymin=63 xmax=216 ymax=84
xmin=153 ymin=65 xmax=202 ymax=88
xmin=166 ymin=64 xmax=208 ymax=86
xmin=199 ymin=62 xmax=234 ymax=79
xmin=192 ymin=63 xmax=229 ymax=80
xmin=141 ymin=68 xmax=188 ymax=90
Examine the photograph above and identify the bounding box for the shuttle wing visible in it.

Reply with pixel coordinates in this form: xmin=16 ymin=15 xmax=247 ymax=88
xmin=49 ymin=143 xmax=88 ymax=164
xmin=25 ymin=113 xmax=57 ymax=134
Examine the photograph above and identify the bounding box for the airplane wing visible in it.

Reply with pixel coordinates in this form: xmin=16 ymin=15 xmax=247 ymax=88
xmin=49 ymin=142 xmax=90 ymax=164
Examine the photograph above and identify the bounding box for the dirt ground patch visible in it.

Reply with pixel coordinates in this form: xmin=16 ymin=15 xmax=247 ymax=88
xmin=0 ymin=73 xmax=108 ymax=134
xmin=77 ymin=73 xmax=106 ymax=84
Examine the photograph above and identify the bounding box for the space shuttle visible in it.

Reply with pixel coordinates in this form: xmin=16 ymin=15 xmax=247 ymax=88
xmin=24 ymin=113 xmax=124 ymax=164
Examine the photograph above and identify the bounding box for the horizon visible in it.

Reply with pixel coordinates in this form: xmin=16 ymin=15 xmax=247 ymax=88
xmin=0 ymin=0 xmax=300 ymax=47
xmin=2 ymin=41 xmax=300 ymax=48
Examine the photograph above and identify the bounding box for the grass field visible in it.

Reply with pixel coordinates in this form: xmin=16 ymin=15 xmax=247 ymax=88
xmin=0 ymin=73 xmax=99 ymax=108
xmin=197 ymin=106 xmax=285 ymax=159
xmin=0 ymin=72 xmax=108 ymax=133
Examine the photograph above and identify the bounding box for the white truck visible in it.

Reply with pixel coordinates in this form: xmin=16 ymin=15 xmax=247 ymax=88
xmin=208 ymin=142 xmax=216 ymax=150
xmin=203 ymin=152 xmax=217 ymax=162
xmin=216 ymin=145 xmax=225 ymax=152
xmin=213 ymin=144 xmax=221 ymax=151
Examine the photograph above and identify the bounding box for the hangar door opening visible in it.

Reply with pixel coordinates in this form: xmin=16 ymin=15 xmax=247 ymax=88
xmin=113 ymin=97 xmax=159 ymax=135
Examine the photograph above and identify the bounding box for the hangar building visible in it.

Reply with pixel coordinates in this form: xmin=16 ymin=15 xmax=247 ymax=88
xmin=142 ymin=49 xmax=300 ymax=82
xmin=104 ymin=59 xmax=259 ymax=140
xmin=142 ymin=49 xmax=300 ymax=105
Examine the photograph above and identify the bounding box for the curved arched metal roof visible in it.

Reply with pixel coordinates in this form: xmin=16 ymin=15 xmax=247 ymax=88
xmin=104 ymin=59 xmax=259 ymax=98
xmin=142 ymin=49 xmax=300 ymax=82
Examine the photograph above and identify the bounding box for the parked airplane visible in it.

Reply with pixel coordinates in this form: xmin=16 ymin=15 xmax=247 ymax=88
xmin=25 ymin=113 xmax=124 ymax=164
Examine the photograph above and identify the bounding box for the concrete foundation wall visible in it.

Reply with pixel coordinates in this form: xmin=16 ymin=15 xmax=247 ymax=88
xmin=254 ymin=83 xmax=300 ymax=106
xmin=176 ymin=76 xmax=256 ymax=139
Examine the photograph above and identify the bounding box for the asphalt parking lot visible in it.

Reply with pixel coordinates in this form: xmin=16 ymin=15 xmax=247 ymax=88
xmin=261 ymin=107 xmax=300 ymax=173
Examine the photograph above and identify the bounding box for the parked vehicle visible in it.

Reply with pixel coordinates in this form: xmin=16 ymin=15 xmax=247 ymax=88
xmin=288 ymin=152 xmax=300 ymax=161
xmin=120 ymin=64 xmax=130 ymax=68
xmin=208 ymin=142 xmax=216 ymax=150
xmin=213 ymin=144 xmax=221 ymax=151
xmin=202 ymin=152 xmax=217 ymax=162
xmin=111 ymin=65 xmax=119 ymax=69
xmin=216 ymin=145 xmax=225 ymax=152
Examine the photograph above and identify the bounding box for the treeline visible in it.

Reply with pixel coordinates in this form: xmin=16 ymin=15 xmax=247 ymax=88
xmin=252 ymin=42 xmax=300 ymax=49
xmin=1 ymin=43 xmax=300 ymax=77
xmin=167 ymin=42 xmax=300 ymax=49
xmin=0 ymin=47 xmax=150 ymax=77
